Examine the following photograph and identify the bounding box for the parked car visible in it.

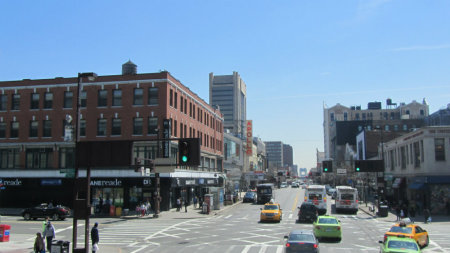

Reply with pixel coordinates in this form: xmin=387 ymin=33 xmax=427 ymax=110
xmin=284 ymin=229 xmax=319 ymax=253
xmin=243 ymin=191 xmax=257 ymax=203
xmin=298 ymin=202 xmax=318 ymax=223
xmin=22 ymin=203 xmax=70 ymax=221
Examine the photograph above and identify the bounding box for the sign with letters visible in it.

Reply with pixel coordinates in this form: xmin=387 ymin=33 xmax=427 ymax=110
xmin=246 ymin=120 xmax=253 ymax=156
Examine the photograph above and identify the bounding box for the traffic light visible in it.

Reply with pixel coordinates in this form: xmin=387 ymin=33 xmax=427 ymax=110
xmin=354 ymin=160 xmax=384 ymax=172
xmin=322 ymin=160 xmax=333 ymax=173
xmin=178 ymin=138 xmax=200 ymax=166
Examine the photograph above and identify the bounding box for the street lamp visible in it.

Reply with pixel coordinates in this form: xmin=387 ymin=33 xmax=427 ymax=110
xmin=73 ymin=72 xmax=97 ymax=253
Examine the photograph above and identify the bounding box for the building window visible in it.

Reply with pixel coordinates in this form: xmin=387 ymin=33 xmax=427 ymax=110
xmin=43 ymin=120 xmax=52 ymax=137
xmin=148 ymin=117 xmax=158 ymax=135
xmin=26 ymin=148 xmax=53 ymax=169
xmin=402 ymin=124 xmax=408 ymax=131
xmin=413 ymin=141 xmax=420 ymax=168
xmin=189 ymin=102 xmax=192 ymax=117
xmin=170 ymin=89 xmax=173 ymax=107
xmin=180 ymin=122 xmax=183 ymax=138
xmin=98 ymin=90 xmax=107 ymax=107
xmin=385 ymin=125 xmax=390 ymax=131
xmin=134 ymin=88 xmax=143 ymax=105
xmin=133 ymin=117 xmax=143 ymax=135
xmin=394 ymin=125 xmax=398 ymax=131
xmin=180 ymin=97 xmax=184 ymax=112
xmin=174 ymin=92 xmax=178 ymax=109
xmin=10 ymin=122 xmax=19 ymax=138
xmin=0 ymin=148 xmax=19 ymax=169
xmin=0 ymin=95 xmax=7 ymax=111
xmin=59 ymin=147 xmax=75 ymax=169
xmin=362 ymin=113 xmax=366 ymax=120
xmin=112 ymin=89 xmax=122 ymax=106
xmin=111 ymin=118 xmax=121 ymax=135
xmin=80 ymin=91 xmax=87 ymax=108
xmin=173 ymin=120 xmax=177 ymax=137
xmin=389 ymin=150 xmax=394 ymax=170
xmin=97 ymin=119 xmax=107 ymax=136
xmin=29 ymin=121 xmax=39 ymax=138
xmin=80 ymin=119 xmax=86 ymax=137
xmin=0 ymin=122 xmax=6 ymax=138
xmin=420 ymin=109 xmax=424 ymax=116
xmin=330 ymin=113 xmax=334 ymax=121
xmin=355 ymin=113 xmax=359 ymax=120
xmin=11 ymin=94 xmax=20 ymax=110
xmin=184 ymin=99 xmax=187 ymax=114
xmin=400 ymin=146 xmax=406 ymax=169
xmin=64 ymin=91 xmax=73 ymax=108
xmin=31 ymin=93 xmax=39 ymax=109
xmin=148 ymin=87 xmax=159 ymax=106
xmin=44 ymin=92 xmax=53 ymax=109
xmin=435 ymin=138 xmax=445 ymax=161
xmin=344 ymin=112 xmax=348 ymax=121
xmin=406 ymin=110 xmax=410 ymax=115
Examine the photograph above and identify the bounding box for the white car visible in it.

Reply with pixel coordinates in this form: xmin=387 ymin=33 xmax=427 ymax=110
xmin=280 ymin=182 xmax=288 ymax=188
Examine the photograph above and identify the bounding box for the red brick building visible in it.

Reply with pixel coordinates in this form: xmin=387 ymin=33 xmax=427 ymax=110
xmin=0 ymin=62 xmax=224 ymax=212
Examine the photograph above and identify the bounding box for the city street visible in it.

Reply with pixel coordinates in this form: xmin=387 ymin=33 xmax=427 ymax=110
xmin=2 ymin=187 xmax=450 ymax=252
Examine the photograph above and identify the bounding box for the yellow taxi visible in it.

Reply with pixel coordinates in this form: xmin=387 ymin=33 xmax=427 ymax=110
xmin=260 ymin=202 xmax=282 ymax=222
xmin=383 ymin=221 xmax=429 ymax=248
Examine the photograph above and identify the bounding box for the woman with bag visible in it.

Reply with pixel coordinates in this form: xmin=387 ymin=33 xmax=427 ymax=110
xmin=91 ymin=222 xmax=100 ymax=253
xmin=34 ymin=232 xmax=45 ymax=253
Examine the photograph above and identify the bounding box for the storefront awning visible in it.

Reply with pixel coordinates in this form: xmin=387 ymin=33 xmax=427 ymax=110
xmin=408 ymin=183 xmax=425 ymax=190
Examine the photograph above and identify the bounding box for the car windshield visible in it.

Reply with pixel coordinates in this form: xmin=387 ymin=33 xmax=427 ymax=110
xmin=318 ymin=218 xmax=338 ymax=224
xmin=245 ymin=192 xmax=254 ymax=197
xmin=289 ymin=234 xmax=315 ymax=242
xmin=389 ymin=226 xmax=413 ymax=234
xmin=264 ymin=205 xmax=279 ymax=210
xmin=388 ymin=240 xmax=418 ymax=250
xmin=301 ymin=205 xmax=316 ymax=211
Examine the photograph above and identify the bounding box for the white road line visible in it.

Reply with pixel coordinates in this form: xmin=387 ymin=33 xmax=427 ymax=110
xmin=288 ymin=214 xmax=293 ymax=219
xmin=258 ymin=245 xmax=268 ymax=253
xmin=241 ymin=245 xmax=251 ymax=253
xmin=130 ymin=245 xmax=150 ymax=253
xmin=225 ymin=215 xmax=232 ymax=219
xmin=276 ymin=245 xmax=284 ymax=253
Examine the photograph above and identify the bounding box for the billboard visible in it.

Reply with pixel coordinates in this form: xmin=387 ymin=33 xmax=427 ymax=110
xmin=246 ymin=120 xmax=253 ymax=155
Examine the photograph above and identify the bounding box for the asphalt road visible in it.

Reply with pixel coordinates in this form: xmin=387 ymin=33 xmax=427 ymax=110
xmin=3 ymin=187 xmax=450 ymax=252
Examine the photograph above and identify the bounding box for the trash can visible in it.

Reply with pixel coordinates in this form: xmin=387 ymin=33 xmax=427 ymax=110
xmin=378 ymin=205 xmax=389 ymax=217
xmin=51 ymin=240 xmax=70 ymax=253
xmin=123 ymin=208 xmax=129 ymax=216
xmin=0 ymin=224 xmax=11 ymax=242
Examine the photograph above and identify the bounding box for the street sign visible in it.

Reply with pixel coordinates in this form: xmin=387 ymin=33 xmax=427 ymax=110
xmin=337 ymin=168 xmax=346 ymax=175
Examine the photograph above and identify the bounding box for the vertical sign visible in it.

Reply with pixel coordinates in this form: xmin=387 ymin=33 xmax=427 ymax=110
xmin=246 ymin=120 xmax=253 ymax=156
xmin=163 ymin=119 xmax=172 ymax=158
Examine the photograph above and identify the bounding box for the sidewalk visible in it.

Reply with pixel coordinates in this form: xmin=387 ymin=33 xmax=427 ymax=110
xmin=0 ymin=199 xmax=243 ymax=253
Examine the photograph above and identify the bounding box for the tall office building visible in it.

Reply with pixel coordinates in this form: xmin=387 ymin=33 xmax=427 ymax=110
xmin=283 ymin=144 xmax=293 ymax=167
xmin=209 ymin=72 xmax=247 ymax=138
xmin=265 ymin=141 xmax=284 ymax=169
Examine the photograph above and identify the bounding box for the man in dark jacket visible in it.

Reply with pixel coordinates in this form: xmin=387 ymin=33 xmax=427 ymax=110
xmin=91 ymin=222 xmax=99 ymax=252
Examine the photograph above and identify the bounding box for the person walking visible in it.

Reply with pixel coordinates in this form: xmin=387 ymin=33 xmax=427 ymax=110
xmin=176 ymin=198 xmax=181 ymax=211
xmin=43 ymin=221 xmax=55 ymax=253
xmin=410 ymin=205 xmax=416 ymax=223
xmin=184 ymin=197 xmax=188 ymax=213
xmin=42 ymin=217 xmax=49 ymax=234
xmin=395 ymin=205 xmax=401 ymax=221
xmin=193 ymin=196 xmax=198 ymax=209
xmin=91 ymin=222 xmax=99 ymax=253
xmin=424 ymin=208 xmax=431 ymax=224
xmin=34 ymin=232 xmax=45 ymax=253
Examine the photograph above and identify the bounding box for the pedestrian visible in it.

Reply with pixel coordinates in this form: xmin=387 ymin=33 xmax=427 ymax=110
xmin=176 ymin=198 xmax=181 ymax=211
xmin=140 ymin=202 xmax=146 ymax=217
xmin=193 ymin=196 xmax=198 ymax=209
xmin=424 ymin=208 xmax=431 ymax=224
xmin=91 ymin=222 xmax=99 ymax=253
xmin=42 ymin=216 xmax=49 ymax=234
xmin=395 ymin=205 xmax=401 ymax=221
xmin=34 ymin=232 xmax=45 ymax=253
xmin=43 ymin=221 xmax=56 ymax=253
xmin=410 ymin=206 xmax=416 ymax=223
xmin=184 ymin=197 xmax=188 ymax=213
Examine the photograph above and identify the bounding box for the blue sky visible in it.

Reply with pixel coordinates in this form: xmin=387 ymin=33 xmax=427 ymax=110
xmin=1 ymin=0 xmax=450 ymax=169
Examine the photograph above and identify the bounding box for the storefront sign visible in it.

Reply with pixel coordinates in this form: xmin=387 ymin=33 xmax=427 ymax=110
xmin=207 ymin=179 xmax=215 ymax=185
xmin=143 ymin=178 xmax=152 ymax=186
xmin=90 ymin=179 xmax=122 ymax=187
xmin=0 ymin=178 xmax=23 ymax=186
xmin=186 ymin=179 xmax=195 ymax=185
xmin=41 ymin=179 xmax=62 ymax=186
xmin=246 ymin=120 xmax=253 ymax=155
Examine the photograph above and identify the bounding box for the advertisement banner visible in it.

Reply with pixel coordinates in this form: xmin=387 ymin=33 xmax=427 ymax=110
xmin=246 ymin=120 xmax=253 ymax=156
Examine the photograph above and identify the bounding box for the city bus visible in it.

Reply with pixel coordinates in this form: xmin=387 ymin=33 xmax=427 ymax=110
xmin=335 ymin=185 xmax=358 ymax=214
xmin=304 ymin=185 xmax=327 ymax=215
xmin=256 ymin=183 xmax=275 ymax=204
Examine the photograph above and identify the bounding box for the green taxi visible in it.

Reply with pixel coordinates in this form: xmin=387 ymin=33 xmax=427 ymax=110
xmin=313 ymin=215 xmax=342 ymax=240
xmin=379 ymin=235 xmax=421 ymax=253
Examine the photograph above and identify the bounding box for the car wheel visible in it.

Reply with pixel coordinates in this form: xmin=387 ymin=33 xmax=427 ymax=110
xmin=23 ymin=213 xmax=31 ymax=220
xmin=52 ymin=213 xmax=60 ymax=221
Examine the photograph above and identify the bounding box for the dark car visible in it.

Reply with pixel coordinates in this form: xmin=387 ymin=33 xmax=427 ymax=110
xmin=22 ymin=203 xmax=70 ymax=221
xmin=284 ymin=229 xmax=319 ymax=253
xmin=298 ymin=202 xmax=318 ymax=223
xmin=243 ymin=191 xmax=257 ymax=203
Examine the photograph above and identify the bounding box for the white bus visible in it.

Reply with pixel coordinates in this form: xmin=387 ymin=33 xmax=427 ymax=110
xmin=335 ymin=186 xmax=358 ymax=214
xmin=304 ymin=185 xmax=327 ymax=214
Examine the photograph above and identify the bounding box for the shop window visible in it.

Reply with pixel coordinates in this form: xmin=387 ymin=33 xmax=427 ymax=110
xmin=0 ymin=148 xmax=19 ymax=169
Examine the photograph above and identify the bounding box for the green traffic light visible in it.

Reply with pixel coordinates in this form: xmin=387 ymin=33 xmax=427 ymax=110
xmin=356 ymin=167 xmax=360 ymax=171
xmin=324 ymin=168 xmax=328 ymax=172
xmin=182 ymin=155 xmax=188 ymax=162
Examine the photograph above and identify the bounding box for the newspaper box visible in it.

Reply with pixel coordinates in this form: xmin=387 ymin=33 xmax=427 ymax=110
xmin=0 ymin=224 xmax=11 ymax=242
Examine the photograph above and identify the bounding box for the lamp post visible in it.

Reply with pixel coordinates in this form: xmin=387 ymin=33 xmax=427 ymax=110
xmin=73 ymin=72 xmax=97 ymax=253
